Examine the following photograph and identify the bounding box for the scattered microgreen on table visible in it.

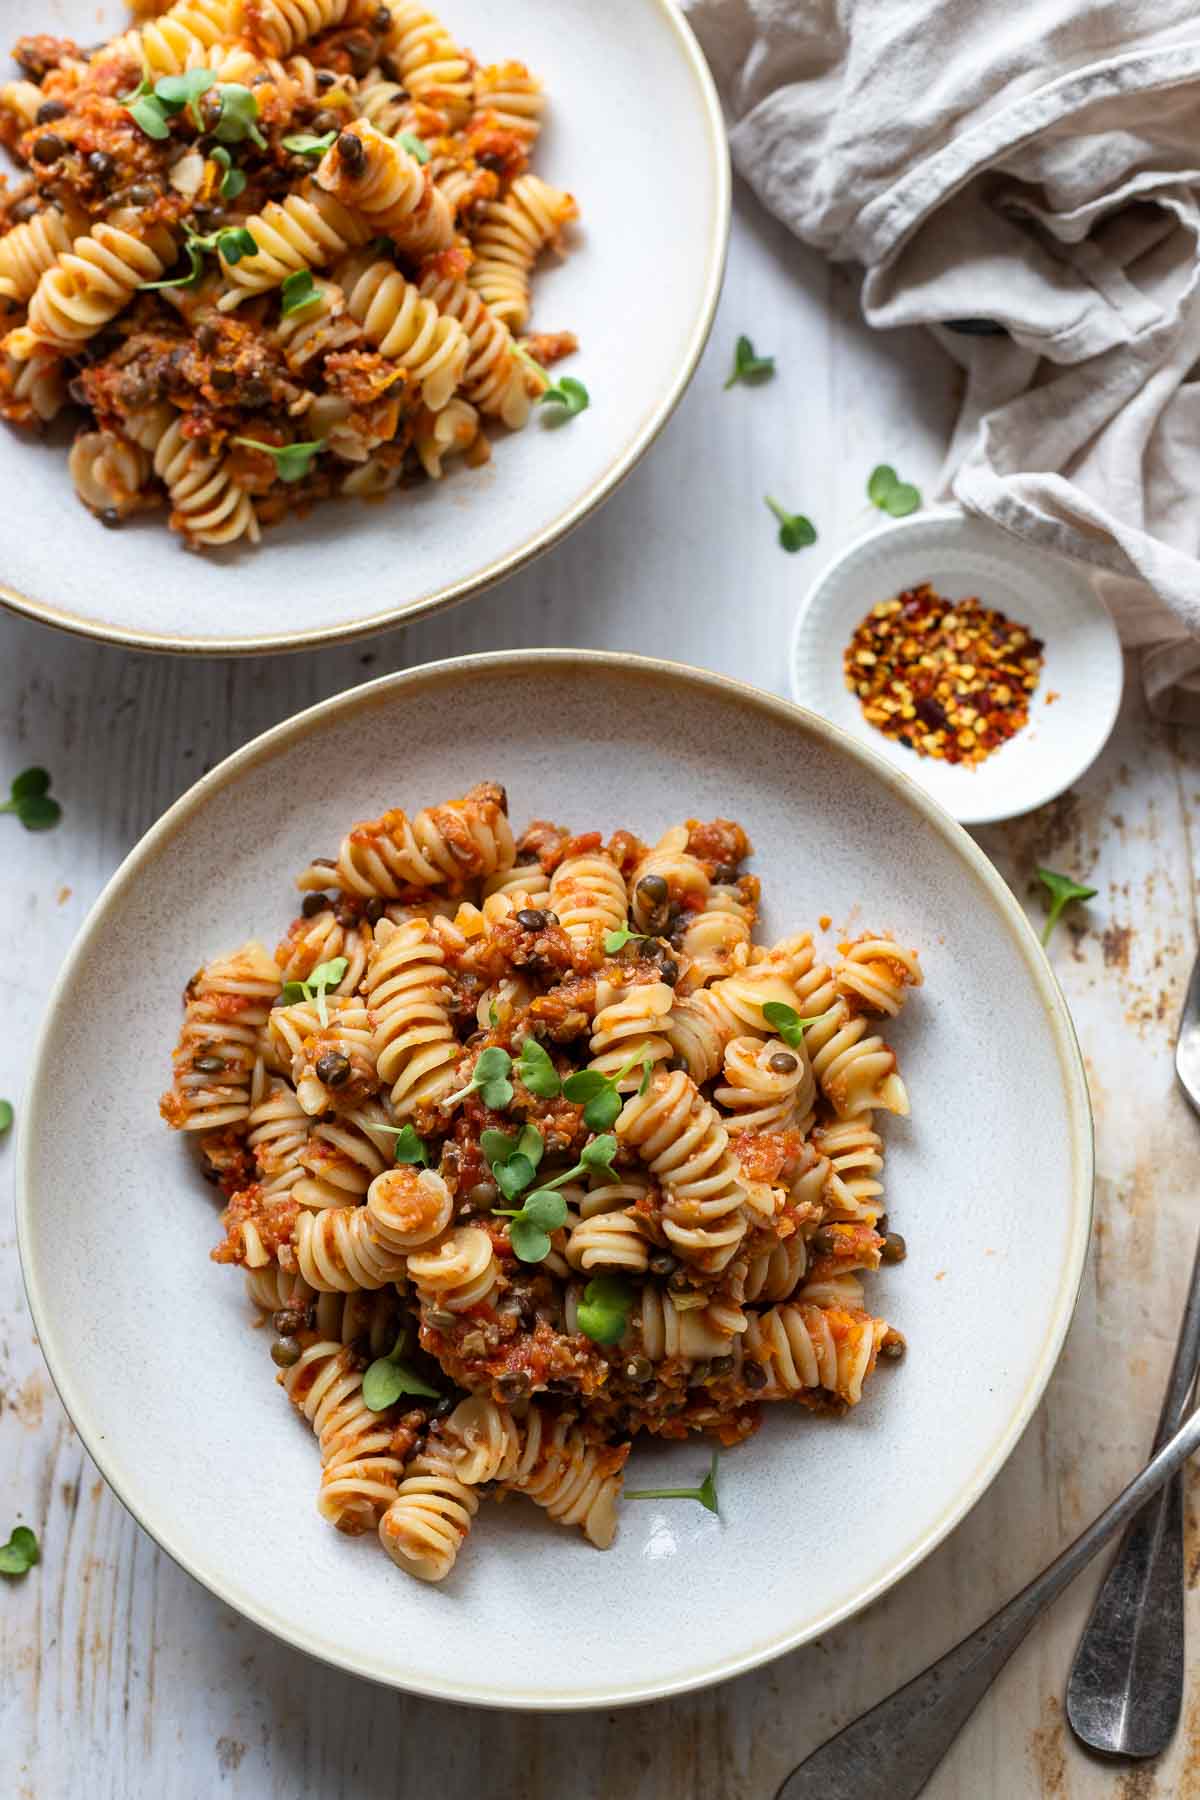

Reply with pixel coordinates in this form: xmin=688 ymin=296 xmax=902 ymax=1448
xmin=0 ymin=1101 xmax=12 ymax=1135
xmin=562 ymin=1053 xmax=651 ymax=1131
xmin=867 ymin=463 xmax=922 ymax=517
xmin=0 ymin=1525 xmax=39 ymax=1577
xmin=279 ymin=955 xmax=347 ymax=1027
xmin=443 ymin=1045 xmax=514 ymax=1110
xmin=765 ymin=495 xmax=817 ymax=552
xmin=724 ymin=334 xmax=774 ymax=389
xmin=361 ymin=1332 xmax=442 ymax=1411
xmin=575 ymin=1274 xmax=634 ymax=1344
xmin=626 ymin=1448 xmax=720 ymax=1514
xmin=1036 ymin=867 xmax=1098 ymax=946
xmin=762 ymin=1001 xmax=823 ymax=1048
xmin=2 ymin=767 xmax=61 ymax=831
xmin=231 ymin=436 xmax=326 ymax=483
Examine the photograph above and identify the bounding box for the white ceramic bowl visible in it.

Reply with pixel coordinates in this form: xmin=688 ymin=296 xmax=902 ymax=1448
xmin=0 ymin=0 xmax=728 ymax=653
xmin=790 ymin=508 xmax=1124 ymax=826
xmin=18 ymin=653 xmax=1093 ymax=1707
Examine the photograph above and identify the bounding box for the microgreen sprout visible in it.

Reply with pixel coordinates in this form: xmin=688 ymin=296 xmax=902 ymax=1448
xmin=761 ymin=1001 xmax=824 ymax=1049
xmin=1036 ymin=867 xmax=1097 ymax=946
xmin=603 ymin=926 xmax=649 ymax=954
xmin=724 ymin=334 xmax=774 ymax=389
xmin=279 ymin=269 xmax=318 ymax=316
xmin=212 ymin=83 xmax=267 ymax=148
xmin=279 ymin=955 xmax=347 ymax=1027
xmin=0 ymin=1101 xmax=12 ymax=1135
xmin=361 ymin=1331 xmax=441 ymax=1411
xmin=539 ymin=376 xmax=589 ymax=418
xmin=562 ymin=1053 xmax=651 ymax=1132
xmin=867 ymin=464 xmax=922 ymax=517
xmin=362 ymin=1121 xmax=430 ymax=1166
xmin=575 ymin=1274 xmax=633 ymax=1344
xmin=155 ymin=67 xmax=216 ymax=129
xmin=494 ymin=1187 xmax=568 ymax=1264
xmin=765 ymin=495 xmax=817 ymax=552
xmin=231 ymin=436 xmax=326 ymax=483
xmin=282 ymin=129 xmax=338 ymax=157
xmin=396 ymin=131 xmax=430 ymax=164
xmin=209 ymin=145 xmax=246 ymax=199
xmin=514 ymin=1037 xmax=561 ymax=1098
xmin=2 ymin=767 xmax=61 ymax=831
xmin=0 ymin=1525 xmax=39 ymax=1576
xmin=481 ymin=1123 xmax=545 ymax=1203
xmin=140 ymin=225 xmax=259 ymax=291
xmin=626 ymin=1448 xmax=720 ymax=1514
xmin=515 ymin=1134 xmax=621 ymax=1245
xmin=442 ymin=1045 xmax=513 ymax=1111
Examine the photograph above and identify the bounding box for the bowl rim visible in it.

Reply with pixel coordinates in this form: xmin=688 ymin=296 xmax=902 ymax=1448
xmin=0 ymin=0 xmax=730 ymax=658
xmin=788 ymin=503 xmax=1125 ymax=826
xmin=15 ymin=649 xmax=1095 ymax=1709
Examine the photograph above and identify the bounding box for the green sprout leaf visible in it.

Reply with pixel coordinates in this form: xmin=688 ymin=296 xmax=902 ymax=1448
xmin=0 ymin=1524 xmax=40 ymax=1576
xmin=362 ymin=1121 xmax=429 ymax=1166
xmin=579 ymin=1133 xmax=618 ymax=1180
xmin=514 ymin=1037 xmax=561 ymax=1098
xmin=484 ymin=1124 xmax=545 ymax=1204
xmin=563 ymin=1054 xmax=646 ymax=1131
xmin=141 ymin=225 xmax=259 ymax=293
xmin=495 ymin=1184 xmax=569 ymax=1264
xmin=724 ymin=334 xmax=774 ymax=389
xmin=443 ymin=1044 xmax=514 ymax=1111
xmin=279 ymin=954 xmax=347 ymax=1027
xmin=0 ymin=1101 xmax=12 ymax=1135
xmin=539 ymin=376 xmax=589 ymax=418
xmin=362 ymin=1333 xmax=441 ymax=1411
xmin=154 ymin=67 xmax=215 ymax=128
xmin=282 ymin=129 xmax=338 ymax=157
xmin=626 ymin=1448 xmax=720 ymax=1515
xmin=213 ymin=82 xmax=266 ymax=148
xmin=126 ymin=91 xmax=171 ymax=140
xmin=214 ymin=226 xmax=258 ymax=267
xmin=2 ymin=767 xmax=61 ymax=831
xmin=209 ymin=145 xmax=246 ymax=199
xmin=232 ymin=436 xmax=326 ymax=484
xmin=603 ymin=926 xmax=648 ymax=954
xmin=765 ymin=495 xmax=817 ymax=553
xmin=761 ymin=1001 xmax=823 ymax=1049
xmin=1036 ymin=867 xmax=1097 ymax=947
xmin=396 ymin=131 xmax=430 ymax=163
xmin=576 ymin=1274 xmax=633 ymax=1345
xmin=867 ymin=463 xmax=922 ymax=517
xmin=139 ymin=237 xmax=206 ymax=291
xmin=280 ymin=269 xmax=319 ymax=316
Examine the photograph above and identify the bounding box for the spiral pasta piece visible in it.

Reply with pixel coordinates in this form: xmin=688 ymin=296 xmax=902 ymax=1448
xmin=378 ymin=1448 xmax=479 ymax=1580
xmin=68 ymin=429 xmax=151 ymax=520
xmin=363 ymin=916 xmax=460 ymax=1118
xmin=0 ymin=79 xmax=42 ymax=131
xmin=588 ymin=978 xmax=674 ymax=1090
xmin=246 ymin=1059 xmax=310 ymax=1194
xmin=740 ymin=1303 xmax=889 ymax=1407
xmin=0 ymin=345 xmax=66 ymax=423
xmin=441 ymin=1395 xmax=522 ymax=1484
xmin=316 ymin=121 xmax=454 ymax=255
xmin=161 ymin=941 xmax=282 ymax=1131
xmin=365 ymin=1166 xmax=454 ymax=1247
xmin=355 ymin=67 xmax=422 ymax=137
xmin=629 ymin=1285 xmax=747 ymax=1362
xmin=742 ymin=1234 xmax=809 ymax=1305
xmin=834 ymin=935 xmax=923 ymax=1017
xmin=293 ymin=1202 xmax=409 ymax=1291
xmin=413 ymin=395 xmax=480 ymax=478
xmin=138 ymin=0 xmax=242 ymax=74
xmin=803 ymin=1002 xmax=909 ymax=1118
xmin=152 ymin=417 xmax=261 ymax=547
xmin=715 ymin=1035 xmax=814 ymax=1134
xmin=617 ymin=1069 xmax=749 ymax=1274
xmin=245 ymin=1263 xmax=316 ymax=1312
xmin=409 ymin=1225 xmax=501 ymax=1311
xmin=667 ymin=960 xmax=809 ymax=1086
xmin=246 ymin=0 xmax=348 ymax=58
xmin=812 ymin=1117 xmax=886 ymax=1223
xmin=383 ymin=1 xmax=474 ymax=125
xmin=678 ymin=883 xmax=756 ymax=991
xmin=0 ymin=205 xmax=87 ymax=305
xmin=418 ymin=271 xmax=540 ymax=427
xmin=298 ymin=781 xmax=514 ymax=897
xmin=335 ymin=254 xmax=468 ymax=409
xmin=508 ymin=1412 xmax=627 ymax=1549
xmin=275 ymin=909 xmax=370 ymax=995
xmin=216 ymin=187 xmax=374 ymax=311
xmin=7 ymin=220 xmax=176 ymax=357
xmin=467 ymin=174 xmax=577 ymax=331
xmin=473 ymin=61 xmax=544 ymax=146
xmin=267 ymin=993 xmax=378 ymax=1113
xmin=272 ymin=274 xmax=360 ymax=369
xmin=293 ymin=1103 xmax=391 ymax=1208
xmin=283 ymin=1338 xmax=406 ymax=1531
xmin=549 ymin=848 xmax=627 ymax=951
xmin=629 ymin=825 xmax=710 ymax=930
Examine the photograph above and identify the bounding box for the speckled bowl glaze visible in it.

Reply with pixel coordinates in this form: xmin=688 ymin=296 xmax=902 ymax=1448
xmin=790 ymin=508 xmax=1124 ymax=826
xmin=0 ymin=0 xmax=728 ymax=654
xmin=17 ymin=654 xmax=1093 ymax=1708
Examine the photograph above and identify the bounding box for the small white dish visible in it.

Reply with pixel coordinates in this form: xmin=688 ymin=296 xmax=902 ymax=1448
xmin=790 ymin=508 xmax=1124 ymax=826
xmin=0 ymin=0 xmax=728 ymax=654
xmin=18 ymin=652 xmax=1093 ymax=1708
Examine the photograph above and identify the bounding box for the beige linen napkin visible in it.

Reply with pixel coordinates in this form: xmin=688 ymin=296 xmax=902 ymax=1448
xmin=683 ymin=0 xmax=1200 ymax=718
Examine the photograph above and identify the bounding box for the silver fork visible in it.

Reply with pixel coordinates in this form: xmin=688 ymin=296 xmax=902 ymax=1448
xmin=1065 ymin=952 xmax=1200 ymax=1757
xmin=773 ymin=956 xmax=1200 ymax=1800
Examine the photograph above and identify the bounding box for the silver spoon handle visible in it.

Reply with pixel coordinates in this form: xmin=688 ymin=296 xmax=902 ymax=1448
xmin=1064 ymin=1231 xmax=1200 ymax=1755
xmin=775 ymin=1403 xmax=1200 ymax=1800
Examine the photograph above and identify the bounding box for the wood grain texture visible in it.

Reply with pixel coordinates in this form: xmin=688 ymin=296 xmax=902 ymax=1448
xmin=2 ymin=190 xmax=1197 ymax=1799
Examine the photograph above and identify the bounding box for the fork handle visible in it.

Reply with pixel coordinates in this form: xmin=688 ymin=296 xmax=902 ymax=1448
xmin=774 ymin=1403 xmax=1200 ymax=1800
xmin=1064 ymin=1229 xmax=1200 ymax=1757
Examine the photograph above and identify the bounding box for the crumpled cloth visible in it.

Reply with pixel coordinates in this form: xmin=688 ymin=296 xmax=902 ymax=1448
xmin=683 ymin=0 xmax=1200 ymax=718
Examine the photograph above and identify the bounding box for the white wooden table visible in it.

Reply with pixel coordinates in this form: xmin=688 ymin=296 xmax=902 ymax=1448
xmin=3 ymin=187 xmax=1198 ymax=1800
